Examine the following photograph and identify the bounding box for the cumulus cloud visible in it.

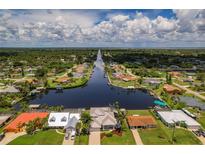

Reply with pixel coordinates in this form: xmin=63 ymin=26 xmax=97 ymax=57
xmin=0 ymin=10 xmax=204 ymax=47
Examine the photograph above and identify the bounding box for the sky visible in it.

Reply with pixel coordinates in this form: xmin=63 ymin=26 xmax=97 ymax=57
xmin=0 ymin=9 xmax=205 ymax=48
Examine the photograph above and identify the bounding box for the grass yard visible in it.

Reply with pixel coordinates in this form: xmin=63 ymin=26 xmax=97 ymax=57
xmin=47 ymin=66 xmax=93 ymax=89
xmin=111 ymin=79 xmax=136 ymax=88
xmin=186 ymin=107 xmax=205 ymax=129
xmin=74 ymin=135 xmax=89 ymax=145
xmin=101 ymin=120 xmax=136 ymax=145
xmin=107 ymin=68 xmax=138 ymax=88
xmin=138 ymin=117 xmax=202 ymax=145
xmin=8 ymin=129 xmax=64 ymax=145
xmin=127 ymin=110 xmax=151 ymax=116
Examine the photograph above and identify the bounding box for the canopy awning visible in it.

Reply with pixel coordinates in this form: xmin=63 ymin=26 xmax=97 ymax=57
xmin=154 ymin=100 xmax=167 ymax=107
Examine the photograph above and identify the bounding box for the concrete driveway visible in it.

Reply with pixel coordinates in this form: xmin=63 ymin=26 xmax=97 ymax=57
xmin=131 ymin=129 xmax=143 ymax=145
xmin=0 ymin=132 xmax=26 ymax=145
xmin=89 ymin=131 xmax=100 ymax=145
xmin=62 ymin=137 xmax=74 ymax=145
xmin=197 ymin=136 xmax=205 ymax=145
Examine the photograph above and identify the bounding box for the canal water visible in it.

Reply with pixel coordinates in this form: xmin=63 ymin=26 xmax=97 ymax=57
xmin=30 ymin=50 xmax=156 ymax=109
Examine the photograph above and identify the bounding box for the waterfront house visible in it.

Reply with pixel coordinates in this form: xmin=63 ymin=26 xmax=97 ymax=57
xmin=157 ymin=110 xmax=201 ymax=129
xmin=4 ymin=112 xmax=48 ymax=132
xmin=54 ymin=76 xmax=70 ymax=84
xmin=75 ymin=64 xmax=85 ymax=74
xmin=72 ymin=72 xmax=84 ymax=78
xmin=0 ymin=114 xmax=12 ymax=127
xmin=90 ymin=107 xmax=117 ymax=131
xmin=143 ymin=78 xmax=162 ymax=87
xmin=127 ymin=115 xmax=156 ymax=129
xmin=168 ymin=71 xmax=181 ymax=78
xmin=163 ymin=84 xmax=182 ymax=94
xmin=0 ymin=86 xmax=20 ymax=94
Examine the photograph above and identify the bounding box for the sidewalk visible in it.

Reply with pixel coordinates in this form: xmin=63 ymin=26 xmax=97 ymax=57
xmin=0 ymin=132 xmax=26 ymax=145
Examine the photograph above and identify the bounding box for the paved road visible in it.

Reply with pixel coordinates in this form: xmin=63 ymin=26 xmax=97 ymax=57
xmin=89 ymin=131 xmax=100 ymax=145
xmin=173 ymin=82 xmax=205 ymax=101
xmin=0 ymin=132 xmax=26 ymax=145
xmin=131 ymin=129 xmax=143 ymax=145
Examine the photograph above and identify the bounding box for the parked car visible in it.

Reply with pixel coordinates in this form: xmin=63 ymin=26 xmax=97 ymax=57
xmin=192 ymin=130 xmax=201 ymax=137
xmin=201 ymin=131 xmax=205 ymax=137
xmin=70 ymin=130 xmax=76 ymax=140
xmin=0 ymin=132 xmax=5 ymax=141
xmin=65 ymin=132 xmax=70 ymax=140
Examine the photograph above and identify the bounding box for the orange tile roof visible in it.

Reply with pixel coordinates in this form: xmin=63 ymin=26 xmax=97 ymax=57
xmin=55 ymin=76 xmax=70 ymax=83
xmin=4 ymin=112 xmax=48 ymax=132
xmin=75 ymin=65 xmax=84 ymax=73
xmin=127 ymin=116 xmax=156 ymax=127
xmin=26 ymin=78 xmax=38 ymax=84
xmin=163 ymin=84 xmax=181 ymax=93
xmin=169 ymin=71 xmax=181 ymax=77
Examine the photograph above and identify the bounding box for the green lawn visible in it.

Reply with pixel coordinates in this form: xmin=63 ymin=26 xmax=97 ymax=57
xmin=47 ymin=66 xmax=93 ymax=89
xmin=8 ymin=129 xmax=64 ymax=145
xmin=198 ymin=116 xmax=205 ymax=129
xmin=173 ymin=79 xmax=190 ymax=86
xmin=101 ymin=121 xmax=136 ymax=145
xmin=0 ymin=127 xmax=4 ymax=133
xmin=138 ymin=117 xmax=202 ymax=145
xmin=127 ymin=110 xmax=151 ymax=116
xmin=107 ymin=67 xmax=138 ymax=88
xmin=0 ymin=107 xmax=13 ymax=114
xmin=186 ymin=107 xmax=205 ymax=129
xmin=74 ymin=135 xmax=89 ymax=145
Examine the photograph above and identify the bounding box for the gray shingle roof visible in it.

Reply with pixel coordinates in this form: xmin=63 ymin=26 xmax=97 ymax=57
xmin=64 ymin=116 xmax=78 ymax=129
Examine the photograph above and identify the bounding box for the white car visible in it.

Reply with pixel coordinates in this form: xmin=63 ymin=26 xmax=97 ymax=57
xmin=70 ymin=130 xmax=76 ymax=140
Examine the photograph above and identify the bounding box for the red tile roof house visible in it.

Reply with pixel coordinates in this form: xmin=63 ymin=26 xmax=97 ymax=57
xmin=163 ymin=84 xmax=182 ymax=95
xmin=4 ymin=112 xmax=49 ymax=133
xmin=127 ymin=115 xmax=157 ymax=129
xmin=168 ymin=71 xmax=182 ymax=78
xmin=54 ymin=76 xmax=70 ymax=84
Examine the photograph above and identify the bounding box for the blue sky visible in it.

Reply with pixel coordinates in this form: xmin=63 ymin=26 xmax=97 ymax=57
xmin=0 ymin=9 xmax=204 ymax=47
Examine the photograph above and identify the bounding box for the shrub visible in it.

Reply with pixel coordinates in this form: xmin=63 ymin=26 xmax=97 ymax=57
xmin=106 ymin=132 xmax=113 ymax=137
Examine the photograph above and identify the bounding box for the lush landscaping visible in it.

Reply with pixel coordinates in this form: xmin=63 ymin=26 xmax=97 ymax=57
xmin=8 ymin=130 xmax=64 ymax=145
xmin=101 ymin=120 xmax=136 ymax=145
xmin=186 ymin=107 xmax=205 ymax=129
xmin=198 ymin=113 xmax=205 ymax=129
xmin=139 ymin=119 xmax=202 ymax=145
xmin=106 ymin=67 xmax=138 ymax=88
xmin=74 ymin=135 xmax=89 ymax=145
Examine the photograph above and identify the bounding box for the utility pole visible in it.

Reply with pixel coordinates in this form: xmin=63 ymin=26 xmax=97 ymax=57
xmin=171 ymin=120 xmax=176 ymax=144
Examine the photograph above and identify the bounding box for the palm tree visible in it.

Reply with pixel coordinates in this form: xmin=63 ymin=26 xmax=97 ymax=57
xmin=76 ymin=122 xmax=82 ymax=136
xmin=25 ymin=120 xmax=36 ymax=135
xmin=20 ymin=101 xmax=29 ymax=112
xmin=80 ymin=111 xmax=92 ymax=135
xmin=112 ymin=101 xmax=126 ymax=131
